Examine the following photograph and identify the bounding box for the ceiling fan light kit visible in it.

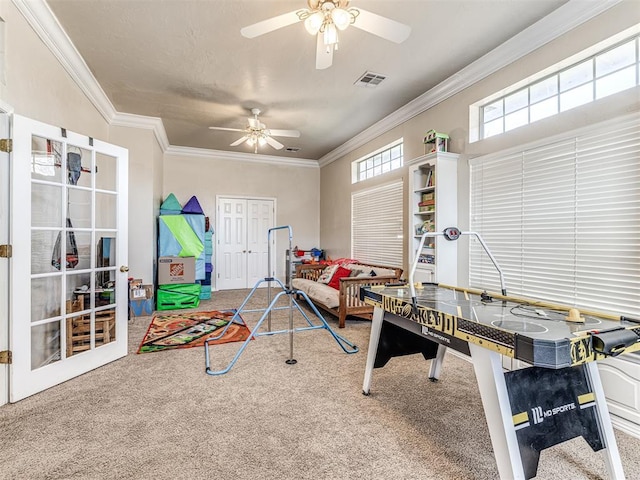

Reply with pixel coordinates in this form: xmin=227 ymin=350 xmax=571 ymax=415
xmin=241 ymin=0 xmax=411 ymax=69
xmin=209 ymin=108 xmax=300 ymax=154
xmin=226 ymin=1 xmax=412 ymax=153
xmin=299 ymin=1 xmax=359 ymax=52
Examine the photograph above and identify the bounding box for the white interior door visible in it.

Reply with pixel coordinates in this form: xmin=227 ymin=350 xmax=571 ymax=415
xmin=216 ymin=197 xmax=274 ymax=290
xmin=217 ymin=198 xmax=247 ymax=290
xmin=246 ymin=199 xmax=274 ymax=286
xmin=9 ymin=114 xmax=129 ymax=402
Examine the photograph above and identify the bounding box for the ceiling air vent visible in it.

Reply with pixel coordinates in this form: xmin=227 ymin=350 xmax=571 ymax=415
xmin=285 ymin=147 xmax=301 ymax=152
xmin=355 ymin=71 xmax=387 ymax=88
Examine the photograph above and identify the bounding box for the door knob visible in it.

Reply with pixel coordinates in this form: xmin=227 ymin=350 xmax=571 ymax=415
xmin=120 ymin=266 xmax=129 ymax=272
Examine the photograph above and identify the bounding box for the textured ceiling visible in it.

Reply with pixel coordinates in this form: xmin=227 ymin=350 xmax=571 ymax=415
xmin=46 ymin=0 xmax=569 ymax=161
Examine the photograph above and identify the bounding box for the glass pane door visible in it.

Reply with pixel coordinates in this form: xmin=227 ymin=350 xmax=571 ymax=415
xmin=10 ymin=115 xmax=128 ymax=401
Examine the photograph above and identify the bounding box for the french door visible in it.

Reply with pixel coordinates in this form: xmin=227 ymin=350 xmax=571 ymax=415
xmin=216 ymin=197 xmax=274 ymax=290
xmin=10 ymin=114 xmax=129 ymax=401
xmin=0 ymin=112 xmax=9 ymax=406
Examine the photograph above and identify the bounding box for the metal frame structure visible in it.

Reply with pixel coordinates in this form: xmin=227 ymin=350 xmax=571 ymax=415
xmin=409 ymin=227 xmax=507 ymax=301
xmin=205 ymin=225 xmax=358 ymax=375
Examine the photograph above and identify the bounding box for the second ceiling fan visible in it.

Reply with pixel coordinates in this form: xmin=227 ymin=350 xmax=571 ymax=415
xmin=241 ymin=0 xmax=411 ymax=69
xmin=209 ymin=108 xmax=300 ymax=154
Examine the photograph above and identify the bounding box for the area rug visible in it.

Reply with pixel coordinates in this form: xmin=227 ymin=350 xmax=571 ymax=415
xmin=137 ymin=310 xmax=251 ymax=353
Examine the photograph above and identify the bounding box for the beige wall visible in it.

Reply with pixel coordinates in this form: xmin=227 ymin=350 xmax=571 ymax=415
xmin=1 ymin=0 xmax=164 ymax=286
xmin=3 ymin=0 xmax=318 ymax=290
xmin=3 ymin=0 xmax=639 ymax=290
xmin=163 ymin=153 xmax=320 ymax=284
xmin=320 ymin=1 xmax=640 ymax=284
xmin=0 ymin=2 xmax=108 ymax=138
xmin=109 ymin=126 xmax=163 ymax=283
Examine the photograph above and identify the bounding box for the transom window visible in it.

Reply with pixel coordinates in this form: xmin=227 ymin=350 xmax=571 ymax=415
xmin=352 ymin=140 xmax=403 ymax=184
xmin=478 ymin=33 xmax=640 ymax=140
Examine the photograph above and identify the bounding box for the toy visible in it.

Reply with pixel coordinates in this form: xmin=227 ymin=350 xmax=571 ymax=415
xmin=423 ymin=129 xmax=449 ymax=153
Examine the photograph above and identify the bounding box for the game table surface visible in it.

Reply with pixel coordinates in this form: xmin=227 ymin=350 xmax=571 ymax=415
xmin=361 ymin=283 xmax=640 ymax=369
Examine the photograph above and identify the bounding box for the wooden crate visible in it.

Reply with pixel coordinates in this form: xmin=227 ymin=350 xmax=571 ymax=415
xmin=66 ymin=295 xmax=84 ymax=313
xmin=66 ymin=309 xmax=116 ymax=357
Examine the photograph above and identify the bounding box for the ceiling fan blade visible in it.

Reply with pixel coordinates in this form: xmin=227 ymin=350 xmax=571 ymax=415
xmin=265 ymin=136 xmax=284 ymax=150
xmin=352 ymin=8 xmax=411 ymax=44
xmin=230 ymin=135 xmax=249 ymax=147
xmin=316 ymin=34 xmax=333 ymax=70
xmin=240 ymin=10 xmax=302 ymax=38
xmin=267 ymin=129 xmax=300 ymax=138
xmin=209 ymin=126 xmax=246 ymax=133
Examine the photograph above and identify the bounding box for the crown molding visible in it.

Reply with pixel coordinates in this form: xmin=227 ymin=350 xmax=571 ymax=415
xmin=0 ymin=99 xmax=15 ymax=114
xmin=111 ymin=112 xmax=170 ymax=151
xmin=18 ymin=0 xmax=620 ymax=169
xmin=164 ymin=145 xmax=319 ymax=168
xmin=317 ymin=0 xmax=623 ymax=167
xmin=14 ymin=0 xmax=316 ymax=166
xmin=12 ymin=0 xmax=117 ymax=122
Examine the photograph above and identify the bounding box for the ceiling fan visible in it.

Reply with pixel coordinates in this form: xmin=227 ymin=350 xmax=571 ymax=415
xmin=209 ymin=108 xmax=301 ymax=153
xmin=241 ymin=0 xmax=411 ymax=69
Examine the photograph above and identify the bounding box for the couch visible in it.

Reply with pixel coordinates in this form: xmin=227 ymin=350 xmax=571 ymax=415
xmin=292 ymin=262 xmax=403 ymax=328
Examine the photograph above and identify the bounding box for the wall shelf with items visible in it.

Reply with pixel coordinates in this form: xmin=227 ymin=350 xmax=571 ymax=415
xmin=285 ymin=248 xmax=325 ymax=287
xmin=407 ymin=151 xmax=459 ymax=285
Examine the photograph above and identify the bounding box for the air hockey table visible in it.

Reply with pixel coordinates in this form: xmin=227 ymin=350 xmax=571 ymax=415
xmin=360 ymin=282 xmax=640 ymax=480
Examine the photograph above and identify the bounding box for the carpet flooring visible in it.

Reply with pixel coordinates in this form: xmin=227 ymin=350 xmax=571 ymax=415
xmin=1 ymin=288 xmax=639 ymax=480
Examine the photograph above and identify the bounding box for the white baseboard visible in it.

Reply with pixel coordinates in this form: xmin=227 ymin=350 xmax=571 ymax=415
xmin=611 ymin=414 xmax=640 ymax=440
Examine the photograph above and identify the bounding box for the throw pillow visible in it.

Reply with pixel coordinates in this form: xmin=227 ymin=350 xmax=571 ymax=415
xmin=317 ymin=264 xmax=339 ymax=284
xmin=328 ymin=266 xmax=352 ymax=290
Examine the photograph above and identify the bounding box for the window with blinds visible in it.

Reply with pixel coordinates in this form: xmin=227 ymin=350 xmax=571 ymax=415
xmin=352 ymin=181 xmax=403 ymax=267
xmin=470 ymin=113 xmax=640 ymax=317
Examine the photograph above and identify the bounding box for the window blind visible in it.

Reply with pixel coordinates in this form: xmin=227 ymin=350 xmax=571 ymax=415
xmin=470 ymin=114 xmax=640 ymax=317
xmin=352 ymin=181 xmax=403 ymax=267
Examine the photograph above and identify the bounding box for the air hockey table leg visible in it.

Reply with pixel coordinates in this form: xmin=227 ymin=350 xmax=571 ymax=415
xmin=468 ymin=343 xmax=526 ymax=479
xmin=584 ymin=361 xmax=625 ymax=479
xmin=428 ymin=344 xmax=447 ymax=381
xmin=362 ymin=306 xmax=384 ymax=395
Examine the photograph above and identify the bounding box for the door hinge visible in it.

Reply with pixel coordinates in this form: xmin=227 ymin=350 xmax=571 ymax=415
xmin=0 ymin=350 xmax=12 ymax=364
xmin=0 ymin=139 xmax=12 ymax=153
xmin=0 ymin=244 xmax=12 ymax=258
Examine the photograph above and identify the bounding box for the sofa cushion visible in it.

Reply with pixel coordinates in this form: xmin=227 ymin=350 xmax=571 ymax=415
xmin=356 ymin=271 xmax=373 ymax=278
xmin=317 ymin=264 xmax=339 ymax=284
xmin=345 ymin=263 xmax=397 ymax=278
xmin=292 ymin=278 xmax=315 ymax=293
xmin=307 ymin=282 xmax=340 ymax=309
xmin=372 ymin=267 xmax=396 ymax=276
xmin=328 ymin=266 xmax=351 ymax=290
xmin=291 ymin=278 xmax=339 ymax=309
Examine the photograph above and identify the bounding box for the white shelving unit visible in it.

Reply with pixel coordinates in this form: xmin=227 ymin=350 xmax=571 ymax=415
xmin=407 ymin=152 xmax=459 ymax=285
